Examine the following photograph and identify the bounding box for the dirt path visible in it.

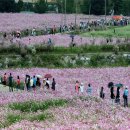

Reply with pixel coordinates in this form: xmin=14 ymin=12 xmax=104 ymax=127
xmin=0 ymin=84 xmax=9 ymax=92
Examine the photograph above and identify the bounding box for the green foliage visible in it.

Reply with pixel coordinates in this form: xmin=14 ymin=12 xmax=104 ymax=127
xmin=1 ymin=44 xmax=130 ymax=68
xmin=6 ymin=114 xmax=22 ymax=125
xmin=91 ymin=0 xmax=105 ymax=15
xmin=112 ymin=0 xmax=123 ymax=15
xmin=16 ymin=0 xmax=24 ymax=12
xmin=0 ymin=0 xmax=16 ymax=12
xmin=90 ymin=54 xmax=105 ymax=67
xmin=1 ymin=99 xmax=68 ymax=128
xmin=35 ymin=0 xmax=47 ymax=13
xmin=81 ymin=0 xmax=128 ymax=15
xmin=29 ymin=113 xmax=53 ymax=121
xmin=81 ymin=25 xmax=130 ymax=38
xmin=0 ymin=112 xmax=53 ymax=128
xmin=9 ymin=99 xmax=68 ymax=112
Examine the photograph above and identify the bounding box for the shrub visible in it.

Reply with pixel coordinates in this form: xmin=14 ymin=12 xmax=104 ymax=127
xmin=9 ymin=99 xmax=68 ymax=112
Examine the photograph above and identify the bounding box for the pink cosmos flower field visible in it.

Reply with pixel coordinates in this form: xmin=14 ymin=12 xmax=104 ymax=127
xmin=12 ymin=34 xmax=126 ymax=47
xmin=0 ymin=67 xmax=130 ymax=105
xmin=0 ymin=13 xmax=111 ymax=33
xmin=0 ymin=67 xmax=130 ymax=129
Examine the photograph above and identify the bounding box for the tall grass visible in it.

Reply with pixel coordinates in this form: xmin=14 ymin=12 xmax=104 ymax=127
xmin=81 ymin=25 xmax=130 ymax=38
xmin=9 ymin=99 xmax=68 ymax=112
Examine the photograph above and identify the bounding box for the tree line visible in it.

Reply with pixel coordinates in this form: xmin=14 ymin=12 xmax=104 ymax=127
xmin=0 ymin=0 xmax=47 ymax=13
xmin=81 ymin=0 xmax=130 ymax=15
xmin=0 ymin=0 xmax=130 ymax=15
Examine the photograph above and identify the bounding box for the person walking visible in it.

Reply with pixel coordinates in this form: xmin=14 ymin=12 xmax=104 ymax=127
xmin=30 ymin=77 xmax=33 ymax=91
xmin=8 ymin=73 xmax=13 ymax=92
xmin=3 ymin=73 xmax=7 ymax=86
xmin=87 ymin=83 xmax=92 ymax=96
xmin=115 ymin=87 xmax=120 ymax=104
xmin=80 ymin=83 xmax=84 ymax=94
xmin=36 ymin=77 xmax=41 ymax=88
xmin=43 ymin=79 xmax=46 ymax=91
xmin=32 ymin=28 xmax=36 ymax=36
xmin=110 ymin=86 xmax=115 ymax=105
xmin=52 ymin=78 xmax=56 ymax=91
xmin=48 ymin=38 xmax=52 ymax=46
xmin=75 ymin=81 xmax=79 ymax=94
xmin=46 ymin=78 xmax=50 ymax=89
xmin=123 ymin=86 xmax=129 ymax=107
xmin=33 ymin=76 xmax=37 ymax=92
xmin=16 ymin=76 xmax=20 ymax=91
xmin=25 ymin=75 xmax=30 ymax=91
xmin=53 ymin=25 xmax=56 ymax=35
xmin=100 ymin=87 xmax=105 ymax=99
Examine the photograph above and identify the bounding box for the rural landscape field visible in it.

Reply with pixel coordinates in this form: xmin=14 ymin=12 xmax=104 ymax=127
xmin=0 ymin=0 xmax=130 ymax=130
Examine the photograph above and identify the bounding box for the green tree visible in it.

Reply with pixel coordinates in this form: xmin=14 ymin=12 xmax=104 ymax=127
xmin=122 ymin=0 xmax=130 ymax=15
xmin=16 ymin=0 xmax=23 ymax=12
xmin=81 ymin=0 xmax=90 ymax=14
xmin=0 ymin=0 xmax=16 ymax=12
xmin=112 ymin=0 xmax=123 ymax=15
xmin=91 ymin=0 xmax=105 ymax=15
xmin=65 ymin=0 xmax=75 ymax=13
xmin=35 ymin=0 xmax=47 ymax=13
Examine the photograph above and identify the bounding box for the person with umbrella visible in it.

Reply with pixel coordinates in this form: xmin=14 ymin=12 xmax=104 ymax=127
xmin=108 ymin=82 xmax=115 ymax=104
xmin=110 ymin=86 xmax=115 ymax=105
xmin=115 ymin=87 xmax=120 ymax=104
xmin=46 ymin=78 xmax=50 ymax=89
xmin=44 ymin=74 xmax=52 ymax=89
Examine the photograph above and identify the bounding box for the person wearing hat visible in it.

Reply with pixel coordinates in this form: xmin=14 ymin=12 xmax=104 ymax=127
xmin=80 ymin=83 xmax=84 ymax=94
xmin=123 ymin=86 xmax=129 ymax=107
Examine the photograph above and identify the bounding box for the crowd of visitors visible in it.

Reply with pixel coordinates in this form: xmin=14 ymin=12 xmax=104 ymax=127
xmin=0 ymin=17 xmax=129 ymax=49
xmin=0 ymin=73 xmax=56 ymax=92
xmin=1 ymin=17 xmax=130 ymax=44
xmin=75 ymin=80 xmax=129 ymax=107
xmin=0 ymin=73 xmax=129 ymax=108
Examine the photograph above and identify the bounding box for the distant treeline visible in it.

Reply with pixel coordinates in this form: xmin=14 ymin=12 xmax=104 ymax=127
xmin=0 ymin=0 xmax=130 ymax=15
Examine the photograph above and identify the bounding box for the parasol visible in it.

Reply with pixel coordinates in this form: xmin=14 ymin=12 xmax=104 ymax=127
xmin=36 ymin=75 xmax=42 ymax=78
xmin=44 ymin=74 xmax=52 ymax=78
xmin=114 ymin=83 xmax=123 ymax=88
xmin=108 ymin=82 xmax=114 ymax=88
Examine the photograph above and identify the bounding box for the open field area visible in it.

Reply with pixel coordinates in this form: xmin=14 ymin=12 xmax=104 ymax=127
xmin=82 ymin=25 xmax=130 ymax=38
xmin=0 ymin=13 xmax=111 ymax=32
xmin=0 ymin=10 xmax=130 ymax=130
xmin=0 ymin=67 xmax=130 ymax=129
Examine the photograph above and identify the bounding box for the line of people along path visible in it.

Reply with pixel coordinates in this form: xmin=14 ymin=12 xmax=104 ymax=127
xmin=0 ymin=73 xmax=129 ymax=108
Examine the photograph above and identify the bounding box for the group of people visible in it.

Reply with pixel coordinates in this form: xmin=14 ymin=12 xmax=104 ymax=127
xmin=75 ymin=81 xmax=93 ymax=95
xmin=75 ymin=81 xmax=129 ymax=107
xmin=110 ymin=86 xmax=129 ymax=107
xmin=1 ymin=73 xmax=56 ymax=92
xmin=0 ymin=73 xmax=129 ymax=107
